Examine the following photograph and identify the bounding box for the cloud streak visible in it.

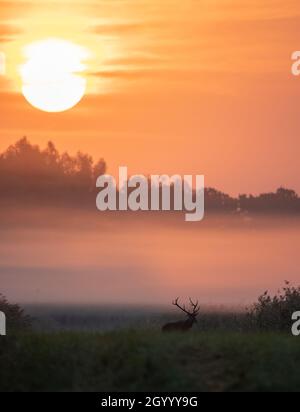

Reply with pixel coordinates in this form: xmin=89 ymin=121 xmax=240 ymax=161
xmin=90 ymin=21 xmax=159 ymax=36
xmin=0 ymin=23 xmax=21 ymax=42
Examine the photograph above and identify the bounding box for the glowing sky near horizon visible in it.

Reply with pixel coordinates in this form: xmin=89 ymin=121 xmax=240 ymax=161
xmin=0 ymin=0 xmax=300 ymax=194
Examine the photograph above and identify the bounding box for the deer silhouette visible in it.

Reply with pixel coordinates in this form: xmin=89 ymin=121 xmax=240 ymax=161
xmin=162 ymin=297 xmax=200 ymax=332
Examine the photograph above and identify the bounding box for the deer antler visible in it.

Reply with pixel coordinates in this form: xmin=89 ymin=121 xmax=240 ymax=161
xmin=172 ymin=297 xmax=191 ymax=316
xmin=189 ymin=298 xmax=200 ymax=315
xmin=173 ymin=297 xmax=200 ymax=316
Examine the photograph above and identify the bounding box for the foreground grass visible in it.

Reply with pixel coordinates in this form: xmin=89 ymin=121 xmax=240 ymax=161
xmin=0 ymin=330 xmax=299 ymax=392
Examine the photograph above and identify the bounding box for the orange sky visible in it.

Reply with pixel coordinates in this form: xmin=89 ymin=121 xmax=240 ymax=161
xmin=0 ymin=0 xmax=299 ymax=195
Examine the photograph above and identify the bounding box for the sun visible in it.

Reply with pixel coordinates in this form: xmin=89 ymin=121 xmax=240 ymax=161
xmin=20 ymin=39 xmax=89 ymax=113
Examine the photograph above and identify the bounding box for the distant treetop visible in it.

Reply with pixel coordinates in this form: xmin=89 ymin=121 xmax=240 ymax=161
xmin=0 ymin=138 xmax=299 ymax=213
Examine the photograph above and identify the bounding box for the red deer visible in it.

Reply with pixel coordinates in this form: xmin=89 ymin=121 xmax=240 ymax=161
xmin=162 ymin=297 xmax=200 ymax=332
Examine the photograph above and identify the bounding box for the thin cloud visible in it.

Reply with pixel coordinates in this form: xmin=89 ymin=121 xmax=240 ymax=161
xmin=90 ymin=21 xmax=159 ymax=36
xmin=104 ymin=54 xmax=165 ymax=66
xmin=0 ymin=23 xmax=22 ymax=42
xmin=88 ymin=69 xmax=154 ymax=80
xmin=0 ymin=1 xmax=32 ymax=19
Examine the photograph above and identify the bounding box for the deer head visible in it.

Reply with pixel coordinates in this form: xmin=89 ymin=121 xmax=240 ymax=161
xmin=172 ymin=297 xmax=200 ymax=324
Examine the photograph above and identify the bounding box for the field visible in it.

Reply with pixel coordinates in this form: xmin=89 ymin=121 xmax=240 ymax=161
xmin=0 ymin=330 xmax=299 ymax=392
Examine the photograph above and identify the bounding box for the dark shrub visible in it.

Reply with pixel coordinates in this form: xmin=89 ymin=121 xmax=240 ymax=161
xmin=248 ymin=281 xmax=300 ymax=332
xmin=0 ymin=294 xmax=31 ymax=332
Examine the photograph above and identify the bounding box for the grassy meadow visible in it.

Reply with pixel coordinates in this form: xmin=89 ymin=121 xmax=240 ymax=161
xmin=0 ymin=330 xmax=299 ymax=392
xmin=1 ymin=283 xmax=300 ymax=393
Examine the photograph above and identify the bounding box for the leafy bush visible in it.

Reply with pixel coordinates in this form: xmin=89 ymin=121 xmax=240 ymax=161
xmin=0 ymin=294 xmax=31 ymax=332
xmin=248 ymin=281 xmax=300 ymax=332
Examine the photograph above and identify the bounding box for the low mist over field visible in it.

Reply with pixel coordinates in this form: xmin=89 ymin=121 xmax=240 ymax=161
xmin=1 ymin=206 xmax=299 ymax=306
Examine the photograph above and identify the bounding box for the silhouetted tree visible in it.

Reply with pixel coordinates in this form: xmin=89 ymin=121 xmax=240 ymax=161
xmin=239 ymin=187 xmax=299 ymax=213
xmin=0 ymin=294 xmax=31 ymax=331
xmin=247 ymin=281 xmax=300 ymax=332
xmin=0 ymin=138 xmax=299 ymax=213
xmin=0 ymin=138 xmax=106 ymax=206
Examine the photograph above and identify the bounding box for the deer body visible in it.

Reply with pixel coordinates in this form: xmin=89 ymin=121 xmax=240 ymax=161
xmin=162 ymin=298 xmax=200 ymax=333
xmin=162 ymin=317 xmax=195 ymax=332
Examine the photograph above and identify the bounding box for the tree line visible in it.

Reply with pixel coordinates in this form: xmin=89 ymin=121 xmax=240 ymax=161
xmin=0 ymin=137 xmax=299 ymax=213
xmin=0 ymin=137 xmax=106 ymax=206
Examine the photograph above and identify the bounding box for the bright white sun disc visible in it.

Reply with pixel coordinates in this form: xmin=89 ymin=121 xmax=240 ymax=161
xmin=20 ymin=39 xmax=89 ymax=113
